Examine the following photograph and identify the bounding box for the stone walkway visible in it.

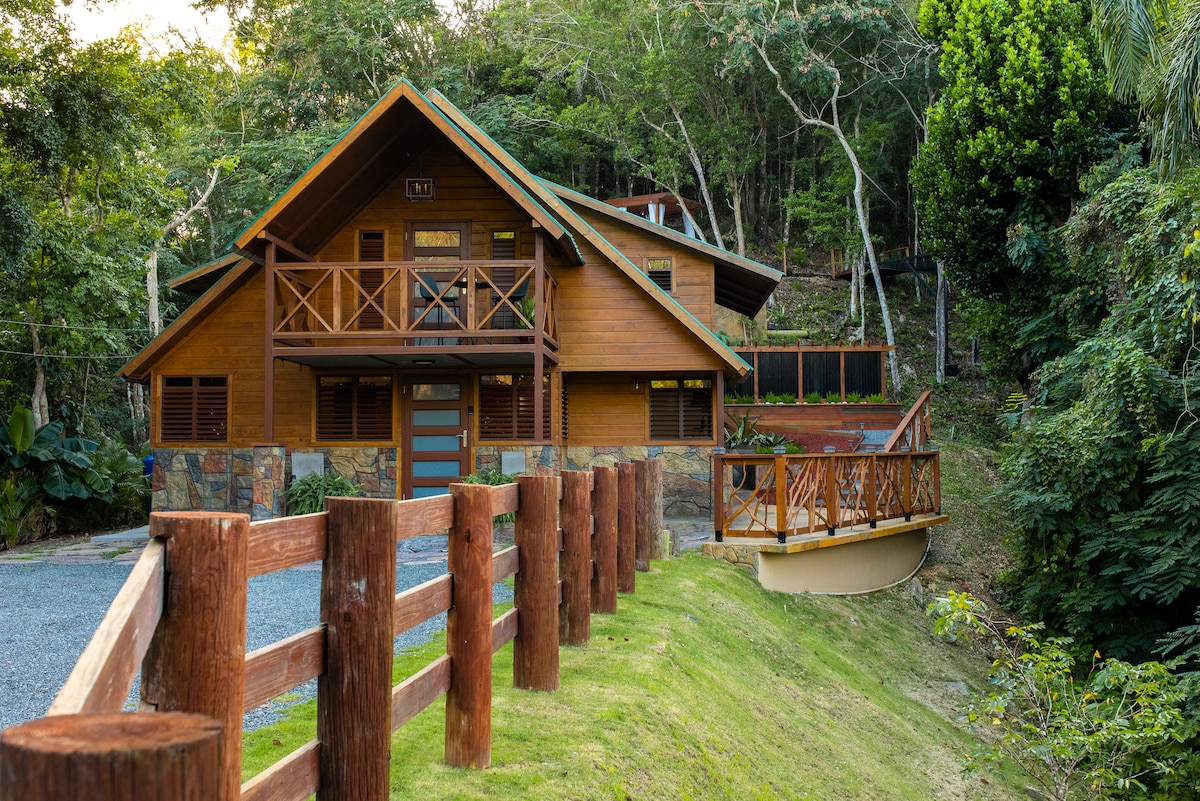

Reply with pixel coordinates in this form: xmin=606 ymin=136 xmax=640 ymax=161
xmin=0 ymin=516 xmax=716 ymax=567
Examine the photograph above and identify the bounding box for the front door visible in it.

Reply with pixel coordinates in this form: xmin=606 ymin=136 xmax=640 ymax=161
xmin=404 ymin=379 xmax=470 ymax=499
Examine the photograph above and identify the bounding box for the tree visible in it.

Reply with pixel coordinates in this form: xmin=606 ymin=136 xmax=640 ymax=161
xmin=691 ymin=0 xmax=925 ymax=389
xmin=1091 ymin=0 xmax=1200 ymax=174
xmin=912 ymin=0 xmax=1119 ymax=386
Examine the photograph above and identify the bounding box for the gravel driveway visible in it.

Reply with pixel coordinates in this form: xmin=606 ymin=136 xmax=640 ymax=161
xmin=0 ymin=533 xmax=511 ymax=732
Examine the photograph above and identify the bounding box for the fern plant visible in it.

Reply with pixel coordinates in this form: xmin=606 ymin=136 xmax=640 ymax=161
xmin=461 ymin=468 xmax=517 ymax=523
xmin=284 ymin=472 xmax=361 ymax=515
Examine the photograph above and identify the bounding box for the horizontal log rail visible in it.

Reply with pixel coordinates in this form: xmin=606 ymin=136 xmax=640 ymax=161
xmin=883 ymin=391 xmax=932 ymax=453
xmin=270 ymin=260 xmax=559 ymax=348
xmin=712 ymin=451 xmax=941 ymax=543
xmin=8 ymin=460 xmax=663 ymax=801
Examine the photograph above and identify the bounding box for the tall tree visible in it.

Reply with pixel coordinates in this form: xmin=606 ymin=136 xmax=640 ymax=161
xmin=912 ymin=0 xmax=1118 ymax=386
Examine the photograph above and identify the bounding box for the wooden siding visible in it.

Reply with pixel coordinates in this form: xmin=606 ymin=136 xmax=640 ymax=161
xmin=563 ymin=373 xmax=646 ymax=444
xmin=316 ymin=140 xmax=535 ymax=263
xmin=569 ymin=206 xmax=715 ymax=327
xmin=555 ymin=235 xmax=725 ymax=373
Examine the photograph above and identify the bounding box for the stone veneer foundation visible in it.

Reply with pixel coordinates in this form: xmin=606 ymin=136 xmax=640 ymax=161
xmin=152 ymin=446 xmax=396 ymax=519
xmin=475 ymin=444 xmax=714 ymax=515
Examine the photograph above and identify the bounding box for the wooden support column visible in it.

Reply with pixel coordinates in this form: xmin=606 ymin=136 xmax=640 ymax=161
xmin=263 ymin=241 xmax=276 ymax=443
xmin=616 ymin=462 xmax=637 ymax=591
xmin=317 ymin=497 xmax=397 ymax=800
xmin=559 ymin=470 xmax=591 ymax=646
xmin=591 ymin=466 xmax=617 ymax=614
xmin=139 ymin=512 xmax=248 ymax=801
xmin=712 ymin=452 xmax=725 ymax=542
xmin=0 ymin=713 xmax=222 ymax=801
xmin=514 ymin=475 xmax=560 ymax=691
xmin=645 ymin=458 xmax=663 ymax=560
xmin=533 ymin=231 xmax=545 ymax=442
xmin=445 ymin=483 xmax=494 ymax=768
xmin=824 ymin=457 xmax=838 ymax=536
xmin=775 ymin=455 xmax=787 ymax=544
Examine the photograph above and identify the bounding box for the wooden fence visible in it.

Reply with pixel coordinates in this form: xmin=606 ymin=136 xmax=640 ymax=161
xmin=0 ymin=460 xmax=664 ymax=801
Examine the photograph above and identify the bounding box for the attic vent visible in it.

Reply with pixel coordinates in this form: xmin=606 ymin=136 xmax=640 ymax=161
xmin=646 ymin=257 xmax=672 ymax=291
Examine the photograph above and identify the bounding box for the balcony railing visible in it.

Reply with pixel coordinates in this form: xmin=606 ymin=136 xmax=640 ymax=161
xmin=712 ymin=450 xmax=941 ymax=542
xmin=270 ymin=261 xmax=558 ymax=348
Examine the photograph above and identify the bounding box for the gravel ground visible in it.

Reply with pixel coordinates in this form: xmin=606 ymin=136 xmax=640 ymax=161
xmin=0 ymin=534 xmax=512 ymax=732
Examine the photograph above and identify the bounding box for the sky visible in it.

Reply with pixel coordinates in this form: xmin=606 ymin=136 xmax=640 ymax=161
xmin=63 ymin=0 xmax=231 ymax=48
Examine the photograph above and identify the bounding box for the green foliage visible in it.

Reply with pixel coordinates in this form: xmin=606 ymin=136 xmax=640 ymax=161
xmin=461 ymin=468 xmax=517 ymax=523
xmin=998 ymin=168 xmax=1200 ymax=660
xmin=763 ymin=391 xmax=797 ymax=404
xmin=866 ymin=393 xmax=886 ymax=403
xmin=723 ymin=409 xmax=762 ymax=448
xmin=0 ymin=472 xmax=49 ymax=549
xmin=912 ymin=0 xmax=1124 ymax=384
xmin=846 ymin=392 xmax=862 ymax=403
xmin=0 ymin=404 xmax=109 ymax=501
xmin=804 ymin=392 xmax=823 ymax=404
xmin=284 ymin=472 xmax=362 ymax=516
xmin=929 ymin=591 xmax=1192 ymax=800
xmin=754 ymin=433 xmax=805 ymax=454
xmin=77 ymin=440 xmax=148 ymax=527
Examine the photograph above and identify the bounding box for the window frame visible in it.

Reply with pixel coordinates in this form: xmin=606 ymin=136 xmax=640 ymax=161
xmin=477 ymin=373 xmax=552 ymax=442
xmin=159 ymin=374 xmax=229 ymax=444
xmin=647 ymin=374 xmax=713 ymax=442
xmin=315 ymin=374 xmax=395 ymax=443
xmin=645 ymin=257 xmax=673 ymax=292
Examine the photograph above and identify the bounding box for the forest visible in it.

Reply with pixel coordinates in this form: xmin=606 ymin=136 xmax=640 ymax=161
xmin=2 ymin=0 xmax=1200 ymax=794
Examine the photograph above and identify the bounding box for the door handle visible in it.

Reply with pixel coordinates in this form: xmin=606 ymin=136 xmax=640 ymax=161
xmin=460 ymin=429 xmax=467 ymax=447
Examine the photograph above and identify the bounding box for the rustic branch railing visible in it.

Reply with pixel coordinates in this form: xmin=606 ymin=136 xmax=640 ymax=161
xmin=271 ymin=260 xmax=559 ymax=349
xmin=883 ymin=391 xmax=932 ymax=452
xmin=1 ymin=461 xmax=664 ymax=801
xmin=712 ymin=451 xmax=941 ymax=543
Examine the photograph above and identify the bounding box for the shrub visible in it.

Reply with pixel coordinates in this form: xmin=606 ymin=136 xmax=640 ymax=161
xmin=846 ymin=392 xmax=862 ymax=403
xmin=823 ymin=394 xmax=840 ymax=403
xmin=0 ymin=404 xmax=110 ymax=501
xmin=461 ymin=468 xmax=516 ymax=523
xmin=74 ymin=440 xmax=149 ymax=528
xmin=284 ymin=472 xmax=361 ymax=515
xmin=865 ymin=393 xmax=885 ymax=403
xmin=803 ymin=392 xmax=822 ymax=404
xmin=0 ymin=473 xmax=51 ymax=549
xmin=754 ymin=433 xmax=805 ymax=454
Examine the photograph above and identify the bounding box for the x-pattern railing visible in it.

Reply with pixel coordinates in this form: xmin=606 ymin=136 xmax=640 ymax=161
xmin=270 ymin=261 xmax=556 ymax=344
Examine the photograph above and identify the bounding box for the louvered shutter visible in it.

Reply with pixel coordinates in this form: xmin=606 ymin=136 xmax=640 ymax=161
xmin=161 ymin=376 xmax=227 ymax=442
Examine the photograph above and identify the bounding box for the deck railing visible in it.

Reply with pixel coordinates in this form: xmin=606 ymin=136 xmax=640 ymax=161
xmin=712 ymin=450 xmax=941 ymax=543
xmin=0 ymin=460 xmax=666 ymax=801
xmin=883 ymin=391 xmax=932 ymax=452
xmin=272 ymin=260 xmax=559 ymax=348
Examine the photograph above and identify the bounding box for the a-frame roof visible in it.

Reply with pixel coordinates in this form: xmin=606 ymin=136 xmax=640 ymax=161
xmin=128 ymin=83 xmax=783 ymax=381
xmin=231 ymin=80 xmax=582 ymax=265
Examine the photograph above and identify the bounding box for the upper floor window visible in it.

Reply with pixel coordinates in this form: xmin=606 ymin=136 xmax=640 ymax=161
xmin=646 ymin=257 xmax=672 ymax=291
xmin=317 ymin=375 xmax=393 ymax=441
xmin=161 ymin=376 xmax=228 ymax=442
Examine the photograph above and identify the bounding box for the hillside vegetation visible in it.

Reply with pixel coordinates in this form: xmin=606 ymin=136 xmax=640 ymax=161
xmin=245 ymin=443 xmax=1022 ymax=799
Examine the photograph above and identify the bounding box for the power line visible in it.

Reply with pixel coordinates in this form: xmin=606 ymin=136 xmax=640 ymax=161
xmin=0 ymin=349 xmax=135 ymax=360
xmin=0 ymin=318 xmax=148 ymax=333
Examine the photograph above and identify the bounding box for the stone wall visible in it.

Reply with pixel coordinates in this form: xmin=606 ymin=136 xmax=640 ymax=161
xmin=565 ymin=445 xmax=713 ymax=515
xmin=474 ymin=445 xmax=562 ymax=476
xmin=152 ymin=446 xmax=396 ymax=518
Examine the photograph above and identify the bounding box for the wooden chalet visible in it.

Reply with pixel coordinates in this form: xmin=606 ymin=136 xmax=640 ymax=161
xmin=121 ymin=81 xmax=781 ymax=519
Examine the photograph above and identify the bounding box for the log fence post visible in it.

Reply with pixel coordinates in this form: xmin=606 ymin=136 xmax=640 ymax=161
xmin=645 ymin=458 xmax=664 ymax=561
xmin=634 ymin=461 xmax=650 ymax=572
xmin=514 ymin=475 xmax=560 ymax=691
xmin=559 ymin=471 xmax=591 ymax=646
xmin=318 ymin=497 xmax=397 ymax=799
xmin=616 ymin=462 xmax=637 ymax=593
xmin=712 ymin=452 xmax=725 ymax=542
xmin=139 ymin=511 xmax=248 ymax=801
xmin=445 ymin=483 xmax=494 ymax=768
xmin=591 ymin=466 xmax=617 ymax=614
xmin=0 ymin=712 xmax=222 ymax=801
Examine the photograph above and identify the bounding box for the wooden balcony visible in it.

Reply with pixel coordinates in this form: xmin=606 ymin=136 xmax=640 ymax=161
xmin=267 ymin=260 xmax=559 ymax=367
xmin=712 ymin=449 xmax=941 ymax=542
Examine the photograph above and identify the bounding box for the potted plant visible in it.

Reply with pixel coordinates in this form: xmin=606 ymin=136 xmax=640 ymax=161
xmin=723 ymin=409 xmax=762 ymax=489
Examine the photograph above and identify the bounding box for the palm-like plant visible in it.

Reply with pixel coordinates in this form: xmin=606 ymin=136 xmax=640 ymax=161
xmin=1092 ymin=0 xmax=1200 ymax=172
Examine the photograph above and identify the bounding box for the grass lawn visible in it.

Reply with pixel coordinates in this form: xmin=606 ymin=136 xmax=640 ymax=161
xmin=244 ymin=545 xmax=1021 ymax=800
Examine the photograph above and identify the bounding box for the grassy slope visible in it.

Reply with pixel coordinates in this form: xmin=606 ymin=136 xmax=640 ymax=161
xmin=245 ymin=445 xmax=1019 ymax=800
